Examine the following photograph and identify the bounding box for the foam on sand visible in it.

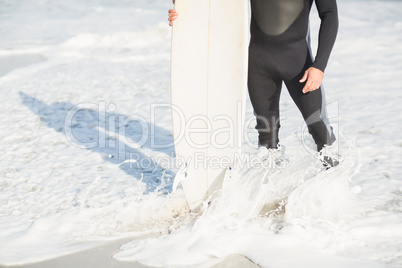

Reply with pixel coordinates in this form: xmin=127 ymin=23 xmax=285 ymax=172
xmin=0 ymin=0 xmax=402 ymax=267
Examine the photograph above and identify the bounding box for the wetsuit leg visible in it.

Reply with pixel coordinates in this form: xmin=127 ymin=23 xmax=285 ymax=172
xmin=284 ymin=52 xmax=336 ymax=151
xmin=247 ymin=57 xmax=282 ymax=149
xmin=248 ymin=0 xmax=339 ymax=151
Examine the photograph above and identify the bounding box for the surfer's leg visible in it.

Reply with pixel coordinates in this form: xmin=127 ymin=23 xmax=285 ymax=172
xmin=284 ymin=56 xmax=336 ymax=151
xmin=248 ymin=63 xmax=282 ymax=149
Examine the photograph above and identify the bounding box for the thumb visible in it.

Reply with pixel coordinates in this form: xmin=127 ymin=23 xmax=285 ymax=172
xmin=299 ymin=70 xmax=308 ymax=83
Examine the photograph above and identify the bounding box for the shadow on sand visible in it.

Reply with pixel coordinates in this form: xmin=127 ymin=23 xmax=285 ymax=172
xmin=19 ymin=91 xmax=176 ymax=194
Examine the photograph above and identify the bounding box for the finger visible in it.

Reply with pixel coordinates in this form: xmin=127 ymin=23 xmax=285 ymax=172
xmin=306 ymin=81 xmax=320 ymax=93
xmin=306 ymin=85 xmax=315 ymax=93
xmin=311 ymin=80 xmax=321 ymax=91
xmin=299 ymin=71 xmax=308 ymax=83
xmin=303 ymin=80 xmax=313 ymax=93
xmin=168 ymin=12 xmax=178 ymax=19
xmin=168 ymin=14 xmax=178 ymax=20
xmin=311 ymin=82 xmax=319 ymax=91
xmin=310 ymin=81 xmax=318 ymax=91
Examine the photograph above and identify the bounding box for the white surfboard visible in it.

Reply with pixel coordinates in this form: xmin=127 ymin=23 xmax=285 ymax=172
xmin=170 ymin=0 xmax=249 ymax=211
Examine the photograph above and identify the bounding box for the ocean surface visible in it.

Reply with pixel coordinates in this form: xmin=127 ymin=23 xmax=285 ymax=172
xmin=1 ymin=0 xmax=401 ymax=267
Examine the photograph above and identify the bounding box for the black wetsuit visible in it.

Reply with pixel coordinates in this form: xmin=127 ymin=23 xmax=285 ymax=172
xmin=248 ymin=0 xmax=338 ymax=151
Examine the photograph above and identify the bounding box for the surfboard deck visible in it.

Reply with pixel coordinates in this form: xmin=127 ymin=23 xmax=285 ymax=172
xmin=170 ymin=0 xmax=249 ymax=211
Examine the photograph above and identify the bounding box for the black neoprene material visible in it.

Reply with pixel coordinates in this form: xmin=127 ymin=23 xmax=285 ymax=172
xmin=251 ymin=0 xmax=304 ymax=36
xmin=248 ymin=0 xmax=338 ymax=150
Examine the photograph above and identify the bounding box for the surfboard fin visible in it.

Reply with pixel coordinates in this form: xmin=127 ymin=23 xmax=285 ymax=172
xmin=172 ymin=163 xmax=188 ymax=192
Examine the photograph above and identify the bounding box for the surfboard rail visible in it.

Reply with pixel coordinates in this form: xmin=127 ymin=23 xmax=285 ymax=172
xmin=170 ymin=0 xmax=249 ymax=211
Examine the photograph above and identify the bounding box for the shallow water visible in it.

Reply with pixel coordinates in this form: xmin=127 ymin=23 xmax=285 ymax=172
xmin=0 ymin=0 xmax=401 ymax=267
xmin=0 ymin=54 xmax=45 ymax=77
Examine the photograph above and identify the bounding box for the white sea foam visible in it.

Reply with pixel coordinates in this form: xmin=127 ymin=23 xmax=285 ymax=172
xmin=0 ymin=0 xmax=402 ymax=267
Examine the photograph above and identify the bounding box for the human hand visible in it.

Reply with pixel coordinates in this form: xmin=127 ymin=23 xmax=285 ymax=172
xmin=299 ymin=67 xmax=324 ymax=94
xmin=168 ymin=0 xmax=178 ymax=26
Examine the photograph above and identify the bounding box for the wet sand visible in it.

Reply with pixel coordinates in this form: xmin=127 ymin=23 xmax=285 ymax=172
xmin=0 ymin=54 xmax=45 ymax=77
xmin=3 ymin=237 xmax=260 ymax=268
